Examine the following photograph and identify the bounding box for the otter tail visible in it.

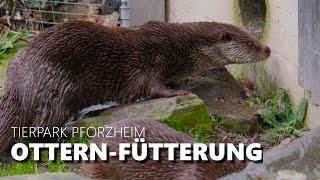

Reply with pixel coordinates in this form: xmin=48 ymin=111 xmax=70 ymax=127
xmin=0 ymin=92 xmax=23 ymax=154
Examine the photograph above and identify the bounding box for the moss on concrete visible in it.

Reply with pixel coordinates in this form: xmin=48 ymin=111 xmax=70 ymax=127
xmin=261 ymin=0 xmax=271 ymax=43
xmin=232 ymin=0 xmax=242 ymax=26
xmin=209 ymin=101 xmax=258 ymax=135
xmin=164 ymin=104 xmax=213 ymax=142
xmin=75 ymin=94 xmax=206 ymax=125
xmin=73 ymin=94 xmax=213 ymax=143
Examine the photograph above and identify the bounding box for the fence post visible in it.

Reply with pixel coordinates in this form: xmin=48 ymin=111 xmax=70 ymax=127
xmin=120 ymin=0 xmax=131 ymax=27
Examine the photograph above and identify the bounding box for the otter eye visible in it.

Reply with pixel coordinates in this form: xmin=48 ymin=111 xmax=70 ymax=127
xmin=248 ymin=42 xmax=253 ymax=47
xmin=221 ymin=34 xmax=232 ymax=42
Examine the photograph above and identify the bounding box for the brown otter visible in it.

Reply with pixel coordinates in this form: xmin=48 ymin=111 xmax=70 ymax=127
xmin=81 ymin=119 xmax=247 ymax=179
xmin=0 ymin=21 xmax=270 ymax=153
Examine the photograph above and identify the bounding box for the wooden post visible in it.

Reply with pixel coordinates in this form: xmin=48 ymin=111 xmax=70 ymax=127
xmin=298 ymin=0 xmax=320 ymax=105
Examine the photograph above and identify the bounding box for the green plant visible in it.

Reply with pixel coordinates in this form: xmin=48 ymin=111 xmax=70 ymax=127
xmin=246 ymin=96 xmax=264 ymax=107
xmin=0 ymin=29 xmax=22 ymax=56
xmin=256 ymin=89 xmax=309 ymax=142
xmin=210 ymin=113 xmax=223 ymax=128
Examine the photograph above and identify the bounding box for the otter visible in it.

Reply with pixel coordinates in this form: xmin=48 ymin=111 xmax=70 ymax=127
xmin=0 ymin=21 xmax=270 ymax=152
xmin=81 ymin=119 xmax=247 ymax=179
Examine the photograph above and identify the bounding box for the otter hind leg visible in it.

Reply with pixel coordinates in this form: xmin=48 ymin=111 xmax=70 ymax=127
xmin=0 ymin=94 xmax=23 ymax=154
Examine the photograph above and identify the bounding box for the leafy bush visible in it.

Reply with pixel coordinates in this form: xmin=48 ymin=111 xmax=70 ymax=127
xmin=250 ymin=89 xmax=309 ymax=141
xmin=0 ymin=29 xmax=23 ymax=56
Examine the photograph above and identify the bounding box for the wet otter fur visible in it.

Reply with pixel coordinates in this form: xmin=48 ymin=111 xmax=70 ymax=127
xmin=81 ymin=119 xmax=247 ymax=179
xmin=0 ymin=20 xmax=270 ymax=152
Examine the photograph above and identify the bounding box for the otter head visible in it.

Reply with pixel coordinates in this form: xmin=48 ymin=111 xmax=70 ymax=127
xmin=196 ymin=23 xmax=271 ymax=66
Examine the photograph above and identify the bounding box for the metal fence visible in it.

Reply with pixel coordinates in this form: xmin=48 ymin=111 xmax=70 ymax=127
xmin=1 ymin=0 xmax=121 ymax=32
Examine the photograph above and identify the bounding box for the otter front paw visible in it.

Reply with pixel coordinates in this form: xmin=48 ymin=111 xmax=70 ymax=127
xmin=150 ymin=87 xmax=189 ymax=99
xmin=165 ymin=89 xmax=189 ymax=97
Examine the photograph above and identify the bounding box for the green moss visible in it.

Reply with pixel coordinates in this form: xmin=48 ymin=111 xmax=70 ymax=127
xmin=261 ymin=0 xmax=271 ymax=43
xmin=164 ymin=105 xmax=213 ymax=143
xmin=232 ymin=0 xmax=242 ymax=26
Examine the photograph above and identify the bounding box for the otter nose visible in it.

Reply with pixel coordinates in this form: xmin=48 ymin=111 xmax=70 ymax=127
xmin=264 ymin=47 xmax=271 ymax=58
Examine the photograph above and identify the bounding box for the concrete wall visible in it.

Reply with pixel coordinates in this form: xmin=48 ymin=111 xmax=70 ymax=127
xmin=168 ymin=0 xmax=320 ymax=127
xmin=120 ymin=0 xmax=165 ymax=27
xmin=168 ymin=0 xmax=234 ymax=23
xmin=131 ymin=0 xmax=165 ymax=26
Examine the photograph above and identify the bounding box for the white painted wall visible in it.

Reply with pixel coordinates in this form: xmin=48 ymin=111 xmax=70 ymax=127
xmin=265 ymin=0 xmax=302 ymax=101
xmin=168 ymin=0 xmax=320 ymax=127
xmin=169 ymin=0 xmax=234 ymax=23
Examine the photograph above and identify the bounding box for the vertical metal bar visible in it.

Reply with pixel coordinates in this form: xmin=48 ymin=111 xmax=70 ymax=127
xmin=51 ymin=1 xmax=56 ymax=24
xmin=64 ymin=0 xmax=69 ymax=22
xmin=120 ymin=0 xmax=131 ymax=27
xmin=37 ymin=5 xmax=44 ymax=31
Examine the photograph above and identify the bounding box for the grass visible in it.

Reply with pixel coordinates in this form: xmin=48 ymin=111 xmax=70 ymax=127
xmin=0 ymin=149 xmax=72 ymax=177
xmin=0 ymin=153 xmax=39 ymax=176
xmin=0 ymin=133 xmax=92 ymax=177
xmin=0 ymin=159 xmax=38 ymax=176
